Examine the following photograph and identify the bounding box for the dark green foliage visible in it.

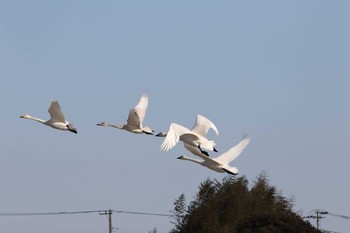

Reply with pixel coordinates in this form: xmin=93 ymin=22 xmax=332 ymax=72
xmin=170 ymin=173 xmax=320 ymax=233
xmin=170 ymin=194 xmax=187 ymax=233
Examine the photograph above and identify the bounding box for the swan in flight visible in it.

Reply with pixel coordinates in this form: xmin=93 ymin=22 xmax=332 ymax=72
xmin=156 ymin=114 xmax=219 ymax=156
xmin=159 ymin=115 xmax=219 ymax=156
xmin=177 ymin=134 xmax=250 ymax=175
xmin=19 ymin=100 xmax=77 ymax=134
xmin=97 ymin=94 xmax=154 ymax=135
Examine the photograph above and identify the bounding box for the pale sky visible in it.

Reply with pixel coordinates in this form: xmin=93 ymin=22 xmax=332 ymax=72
xmin=0 ymin=1 xmax=349 ymax=233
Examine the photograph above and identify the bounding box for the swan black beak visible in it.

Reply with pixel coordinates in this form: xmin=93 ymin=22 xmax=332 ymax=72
xmin=213 ymin=147 xmax=218 ymax=152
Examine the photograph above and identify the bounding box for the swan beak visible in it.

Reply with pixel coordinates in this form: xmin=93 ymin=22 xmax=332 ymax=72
xmin=177 ymin=156 xmax=184 ymax=159
xmin=213 ymin=147 xmax=218 ymax=152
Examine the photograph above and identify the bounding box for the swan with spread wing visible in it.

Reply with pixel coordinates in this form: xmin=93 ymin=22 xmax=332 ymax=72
xmin=20 ymin=100 xmax=77 ymax=134
xmin=97 ymin=94 xmax=153 ymax=135
xmin=178 ymin=134 xmax=250 ymax=175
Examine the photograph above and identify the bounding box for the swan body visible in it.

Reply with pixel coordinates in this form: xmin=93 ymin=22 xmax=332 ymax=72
xmin=178 ymin=134 xmax=250 ymax=175
xmin=20 ymin=100 xmax=77 ymax=134
xmin=97 ymin=94 xmax=154 ymax=135
xmin=157 ymin=114 xmax=219 ymax=156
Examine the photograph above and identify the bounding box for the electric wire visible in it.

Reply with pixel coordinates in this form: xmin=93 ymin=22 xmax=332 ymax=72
xmin=0 ymin=209 xmax=173 ymax=217
xmin=114 ymin=210 xmax=173 ymax=217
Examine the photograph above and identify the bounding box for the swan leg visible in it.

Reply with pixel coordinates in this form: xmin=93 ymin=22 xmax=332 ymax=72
xmin=142 ymin=130 xmax=154 ymax=135
xmin=198 ymin=146 xmax=210 ymax=157
xmin=223 ymin=168 xmax=237 ymax=176
xmin=67 ymin=124 xmax=78 ymax=134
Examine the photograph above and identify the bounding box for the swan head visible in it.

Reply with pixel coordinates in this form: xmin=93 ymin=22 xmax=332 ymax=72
xmin=155 ymin=132 xmax=167 ymax=137
xmin=20 ymin=114 xmax=31 ymax=119
xmin=96 ymin=122 xmax=107 ymax=126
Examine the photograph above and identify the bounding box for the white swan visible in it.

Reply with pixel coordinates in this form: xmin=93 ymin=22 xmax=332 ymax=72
xmin=159 ymin=115 xmax=219 ymax=155
xmin=156 ymin=114 xmax=219 ymax=156
xmin=97 ymin=94 xmax=154 ymax=135
xmin=20 ymin=100 xmax=77 ymax=134
xmin=177 ymin=134 xmax=250 ymax=175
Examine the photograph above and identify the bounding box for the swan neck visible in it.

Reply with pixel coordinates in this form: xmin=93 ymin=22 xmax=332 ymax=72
xmin=28 ymin=116 xmax=46 ymax=124
xmin=105 ymin=123 xmax=123 ymax=129
xmin=182 ymin=156 xmax=202 ymax=165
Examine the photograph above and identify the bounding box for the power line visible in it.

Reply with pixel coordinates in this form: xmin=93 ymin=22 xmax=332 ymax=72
xmin=0 ymin=209 xmax=173 ymax=233
xmin=326 ymin=211 xmax=350 ymax=220
xmin=114 ymin=210 xmax=173 ymax=217
xmin=0 ymin=209 xmax=173 ymax=217
xmin=0 ymin=210 xmax=100 ymax=216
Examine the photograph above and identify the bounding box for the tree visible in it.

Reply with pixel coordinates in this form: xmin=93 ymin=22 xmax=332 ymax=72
xmin=169 ymin=173 xmax=321 ymax=233
xmin=170 ymin=194 xmax=186 ymax=233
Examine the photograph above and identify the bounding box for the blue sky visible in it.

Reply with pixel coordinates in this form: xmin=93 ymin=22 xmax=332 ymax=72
xmin=0 ymin=1 xmax=349 ymax=232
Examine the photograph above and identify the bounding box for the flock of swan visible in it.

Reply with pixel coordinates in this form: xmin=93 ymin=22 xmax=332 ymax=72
xmin=20 ymin=94 xmax=251 ymax=175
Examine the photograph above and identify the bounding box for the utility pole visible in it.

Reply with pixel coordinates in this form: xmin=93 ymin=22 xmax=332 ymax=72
xmin=316 ymin=209 xmax=320 ymax=230
xmin=305 ymin=209 xmax=350 ymax=232
xmin=304 ymin=209 xmax=326 ymax=230
xmin=100 ymin=209 xmax=113 ymax=233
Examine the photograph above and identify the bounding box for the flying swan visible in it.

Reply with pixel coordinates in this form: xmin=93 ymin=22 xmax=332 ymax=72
xmin=156 ymin=114 xmax=219 ymax=156
xmin=159 ymin=115 xmax=219 ymax=156
xmin=20 ymin=100 xmax=77 ymax=134
xmin=97 ymin=94 xmax=154 ymax=135
xmin=177 ymin=134 xmax=250 ymax=175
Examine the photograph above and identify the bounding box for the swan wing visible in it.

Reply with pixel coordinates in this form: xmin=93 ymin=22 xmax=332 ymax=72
xmin=134 ymin=94 xmax=149 ymax=125
xmin=191 ymin=114 xmax=219 ymax=136
xmin=126 ymin=109 xmax=141 ymax=127
xmin=160 ymin=123 xmax=191 ymax=151
xmin=48 ymin=100 xmax=66 ymax=123
xmin=126 ymin=94 xmax=148 ymax=127
xmin=216 ymin=134 xmax=250 ymax=165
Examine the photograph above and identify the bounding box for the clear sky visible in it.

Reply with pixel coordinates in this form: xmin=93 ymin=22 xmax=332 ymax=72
xmin=0 ymin=1 xmax=349 ymax=233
